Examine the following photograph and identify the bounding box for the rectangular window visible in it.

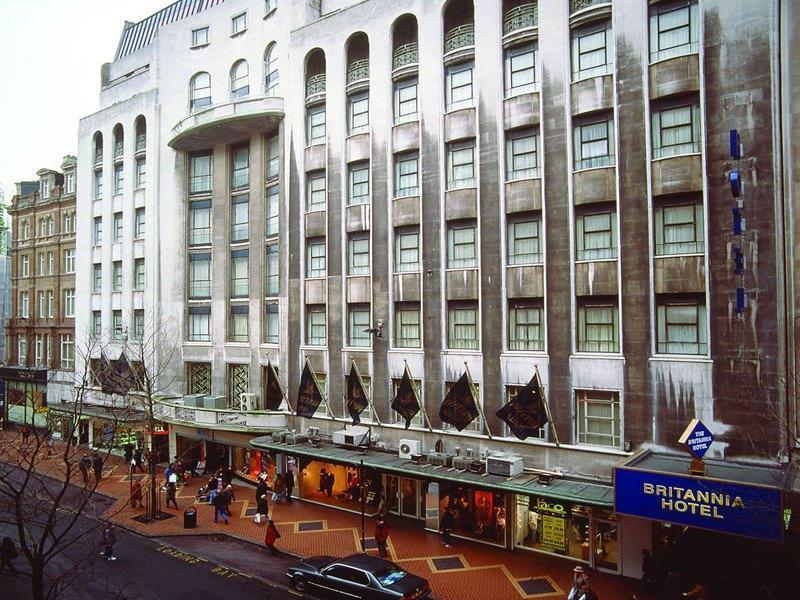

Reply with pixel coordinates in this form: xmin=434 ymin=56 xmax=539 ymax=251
xmin=230 ymin=193 xmax=250 ymax=242
xmin=229 ymin=305 xmax=249 ymax=342
xmin=46 ymin=291 xmax=53 ymax=318
xmin=92 ymin=264 xmax=102 ymax=292
xmin=447 ymin=140 xmax=476 ymax=189
xmin=505 ymin=129 xmax=539 ymax=180
xmin=38 ymin=253 xmax=45 ymax=276
xmin=306 ymin=305 xmax=326 ymax=346
xmin=41 ymin=179 xmax=50 ymax=199
xmin=507 ymin=217 xmax=541 ymax=265
xmin=348 ymin=162 xmax=370 ymax=205
xmin=190 ymin=154 xmax=213 ymax=194
xmin=135 ymin=157 xmax=146 ymax=188
xmin=19 ymin=292 xmax=29 ymax=318
xmin=20 ymin=255 xmax=29 ymax=277
xmin=112 ymin=261 xmax=122 ymax=291
xmin=348 ymin=304 xmax=371 ymax=347
xmin=504 ymin=386 xmax=546 ymax=438
xmin=265 ymin=242 xmax=279 ymax=296
xmin=134 ymin=207 xmax=145 ymax=239
xmin=37 ymin=291 xmax=45 ymax=319
xmin=114 ymin=163 xmax=124 ymax=194
xmin=266 ymin=135 xmax=280 ymax=181
xmin=447 ymin=222 xmax=477 ymax=268
xmin=394 ymin=227 xmax=420 ymax=272
xmin=655 ymin=201 xmax=704 ymax=255
xmin=265 ymin=302 xmax=279 ymax=344
xmin=63 ymin=249 xmax=75 ymax=273
xmin=112 ymin=310 xmax=123 ymax=341
xmin=92 ymin=311 xmax=102 ymax=336
xmin=576 ymin=211 xmax=617 ymax=260
xmin=18 ymin=335 xmax=28 ymax=365
xmin=133 ymin=310 xmax=145 ymax=340
xmin=265 ymin=185 xmax=279 ymax=237
xmin=574 ymin=118 xmax=615 ymax=170
xmin=191 ymin=26 xmax=209 ymax=47
xmin=306 ymin=105 xmax=326 ymax=145
xmin=134 ymin=258 xmax=145 ymax=290
xmin=188 ymin=252 xmax=212 ymax=299
xmin=231 ymin=145 xmax=249 ymax=189
xmin=93 ymin=217 xmax=102 ymax=245
xmin=394 ymin=303 xmax=421 ymax=348
xmin=94 ymin=170 xmax=103 ymax=199
xmin=508 ymin=302 xmax=544 ymax=351
xmin=231 ymin=12 xmax=247 ymax=35
xmin=656 ymin=297 xmax=707 ymax=355
xmin=445 ymin=61 xmax=474 ymax=111
xmin=47 ymin=251 xmax=53 ymax=275
xmin=34 ymin=334 xmax=43 ymax=365
xmin=113 ymin=212 xmax=123 ymax=242
xmin=189 ymin=200 xmax=212 ymax=245
xmin=649 ymin=0 xmax=699 ymax=62
xmin=504 ymin=43 xmax=537 ymax=96
xmin=265 ymin=0 xmax=277 ymax=15
xmin=652 ymin=102 xmax=701 ymax=159
xmin=577 ymin=300 xmax=619 ymax=353
xmin=572 ymin=21 xmax=613 ymax=80
xmin=306 ymin=171 xmax=326 ymax=211
xmin=447 ymin=303 xmax=479 ymax=349
xmin=188 ymin=306 xmax=211 ymax=342
xmin=306 ymin=239 xmax=326 ymax=278
xmin=347 ymin=234 xmax=370 ymax=276
xmin=392 ymin=378 xmax=425 ymax=427
xmin=60 ymin=334 xmax=75 ymax=370
xmin=230 ymin=249 xmax=249 ymax=298
xmin=64 ymin=289 xmax=75 ymax=318
xmin=393 ymin=77 xmax=418 ymax=124
xmin=347 ymin=92 xmax=369 ymax=134
xmin=394 ymin=152 xmax=419 ymax=197
xmin=65 ymin=173 xmax=75 ymax=194
xmin=576 ymin=390 xmax=621 ymax=448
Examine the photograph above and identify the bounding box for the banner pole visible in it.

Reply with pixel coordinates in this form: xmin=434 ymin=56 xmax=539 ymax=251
xmin=535 ymin=364 xmax=559 ymax=447
xmin=464 ymin=362 xmax=493 ymax=439
xmin=354 ymin=359 xmax=382 ymax=425
xmin=405 ymin=360 xmax=433 ymax=432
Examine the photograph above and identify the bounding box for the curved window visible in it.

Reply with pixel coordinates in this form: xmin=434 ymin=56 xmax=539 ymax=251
xmin=264 ymin=43 xmax=279 ymax=96
xmin=230 ymin=60 xmax=249 ymax=99
xmin=190 ymin=72 xmax=212 ymax=111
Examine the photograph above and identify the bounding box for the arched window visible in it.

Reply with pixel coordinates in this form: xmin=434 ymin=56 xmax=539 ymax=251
xmin=230 ymin=60 xmax=249 ymax=99
xmin=264 ymin=43 xmax=279 ymax=96
xmin=190 ymin=72 xmax=212 ymax=111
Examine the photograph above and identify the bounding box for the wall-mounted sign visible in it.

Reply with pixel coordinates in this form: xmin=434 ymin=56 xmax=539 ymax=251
xmin=678 ymin=419 xmax=714 ymax=460
xmin=614 ymin=466 xmax=783 ymax=542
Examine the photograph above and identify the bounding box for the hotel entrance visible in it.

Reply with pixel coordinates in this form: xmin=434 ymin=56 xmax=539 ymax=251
xmin=384 ymin=475 xmax=425 ymax=519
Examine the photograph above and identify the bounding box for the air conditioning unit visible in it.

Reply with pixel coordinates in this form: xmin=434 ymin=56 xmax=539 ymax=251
xmin=452 ymin=456 xmax=472 ymax=470
xmin=332 ymin=426 xmax=369 ymax=446
xmin=399 ymin=439 xmax=422 ymax=459
xmin=486 ymin=455 xmax=524 ymax=477
xmin=239 ymin=392 xmax=257 ymax=411
xmin=271 ymin=431 xmax=288 ymax=443
xmin=286 ymin=434 xmax=308 ymax=445
xmin=428 ymin=452 xmax=453 ymax=467
xmin=183 ymin=394 xmax=205 ymax=407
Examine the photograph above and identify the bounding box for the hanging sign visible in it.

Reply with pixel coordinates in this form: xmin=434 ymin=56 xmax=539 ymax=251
xmin=678 ymin=419 xmax=714 ymax=460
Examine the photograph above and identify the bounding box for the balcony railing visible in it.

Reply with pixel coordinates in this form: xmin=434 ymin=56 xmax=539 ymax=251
xmin=444 ymin=23 xmax=475 ymax=53
xmin=346 ymin=59 xmax=369 ymax=84
xmin=94 ymin=150 xmax=103 ymax=165
xmin=504 ymin=3 xmax=538 ymax=34
xmin=306 ymin=73 xmax=326 ymax=98
xmin=393 ymin=42 xmax=419 ymax=69
xmin=114 ymin=141 xmax=124 ymax=159
xmin=154 ymin=396 xmax=288 ymax=432
xmin=135 ymin=133 xmax=146 ymax=152
xmin=570 ymin=0 xmax=610 ymax=13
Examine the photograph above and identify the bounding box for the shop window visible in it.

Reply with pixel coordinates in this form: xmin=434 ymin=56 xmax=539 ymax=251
xmin=439 ymin=484 xmax=506 ymax=545
xmin=299 ymin=460 xmax=382 ymax=515
xmin=514 ymin=495 xmax=591 ymax=562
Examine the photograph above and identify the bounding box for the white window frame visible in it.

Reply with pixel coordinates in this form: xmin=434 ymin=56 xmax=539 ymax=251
xmin=191 ymin=26 xmax=209 ymax=48
xmin=113 ymin=212 xmax=123 ymax=242
xmin=64 ymin=289 xmax=75 ymax=318
xmin=504 ymin=43 xmax=537 ymax=96
xmin=576 ymin=390 xmax=622 ymax=449
xmin=394 ymin=152 xmax=419 ymax=197
xmin=306 ymin=305 xmax=327 ymax=346
xmin=393 ymin=77 xmax=418 ymax=124
xmin=60 ymin=334 xmax=75 ymax=370
xmin=230 ymin=59 xmax=250 ymax=99
xmin=306 ymin=104 xmax=326 ymax=145
xmin=306 ymin=171 xmax=326 ymax=211
xmin=134 ymin=258 xmax=146 ymax=290
xmin=347 ymin=305 xmax=371 ymax=348
xmin=348 ymin=162 xmax=370 ymax=205
xmin=347 ymin=91 xmax=370 ymax=135
xmin=445 ymin=61 xmax=474 ymax=111
xmin=63 ymin=249 xmax=75 ymax=274
xmin=112 ymin=261 xmax=123 ymax=292
xmin=649 ymin=0 xmax=699 ymax=63
xmin=571 ymin=20 xmax=613 ymax=81
xmin=656 ymin=297 xmax=708 ymax=355
xmin=231 ymin=12 xmax=247 ymax=36
xmin=577 ymin=300 xmax=619 ymax=353
xmin=135 ymin=207 xmax=146 ymax=239
xmin=190 ymin=72 xmax=212 ymax=112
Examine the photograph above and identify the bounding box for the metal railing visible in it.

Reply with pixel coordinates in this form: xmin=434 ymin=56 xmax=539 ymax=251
xmin=444 ymin=24 xmax=475 ymax=53
xmin=94 ymin=150 xmax=103 ymax=165
xmin=135 ymin=133 xmax=146 ymax=152
xmin=114 ymin=141 xmax=124 ymax=158
xmin=503 ymin=3 xmax=538 ymax=34
xmin=346 ymin=59 xmax=369 ymax=84
xmin=570 ymin=0 xmax=610 ymax=13
xmin=393 ymin=42 xmax=418 ymax=69
xmin=306 ymin=73 xmax=326 ymax=98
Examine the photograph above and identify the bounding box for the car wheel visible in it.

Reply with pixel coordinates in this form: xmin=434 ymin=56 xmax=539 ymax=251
xmin=293 ymin=577 xmax=308 ymax=592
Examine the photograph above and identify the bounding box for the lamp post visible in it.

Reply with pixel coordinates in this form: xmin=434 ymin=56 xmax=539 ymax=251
xmin=360 ymin=459 xmax=366 ymax=553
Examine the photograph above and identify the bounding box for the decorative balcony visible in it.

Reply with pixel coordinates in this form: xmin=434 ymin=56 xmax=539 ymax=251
xmin=393 ymin=43 xmax=418 ymax=69
xmin=135 ymin=133 xmax=146 ymax=153
xmin=154 ymin=396 xmax=289 ymax=432
xmin=113 ymin=141 xmax=124 ymax=159
xmin=444 ymin=23 xmax=475 ymax=54
xmin=168 ymin=95 xmax=284 ymax=152
xmin=570 ymin=0 xmax=610 ymax=13
xmin=503 ymin=3 xmax=538 ymax=35
xmin=305 ymin=73 xmax=326 ymax=99
xmin=94 ymin=150 xmax=103 ymax=165
xmin=346 ymin=59 xmax=369 ymax=85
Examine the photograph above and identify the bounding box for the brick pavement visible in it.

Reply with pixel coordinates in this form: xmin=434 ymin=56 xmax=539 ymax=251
xmin=7 ymin=432 xmax=642 ymax=600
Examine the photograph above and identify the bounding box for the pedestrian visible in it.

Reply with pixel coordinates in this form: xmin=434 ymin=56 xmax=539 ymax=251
xmin=130 ymin=479 xmax=143 ymax=509
xmin=325 ymin=470 xmax=335 ymax=497
xmin=91 ymin=452 xmax=103 ymax=483
xmin=101 ymin=523 xmax=117 ymax=561
xmin=377 ymin=491 xmax=388 ymax=518
xmin=264 ymin=520 xmax=281 ymax=556
xmin=572 ymin=582 xmax=598 ymax=600
xmin=166 ymin=480 xmax=179 ymax=509
xmin=375 ymin=517 xmax=389 ymax=558
xmin=0 ymin=537 xmax=19 ymax=574
xmin=45 ymin=432 xmax=55 ymax=457
xmin=318 ymin=468 xmax=327 ymax=493
xmin=641 ymin=549 xmax=655 ymax=592
xmin=79 ymin=453 xmax=91 ymax=485
xmin=213 ymin=485 xmax=230 ymax=524
xmin=284 ymin=470 xmax=294 ymax=503
xmin=568 ymin=566 xmax=590 ymax=600
xmin=272 ymin=473 xmax=285 ymax=503
xmin=133 ymin=447 xmax=143 ymax=473
xmin=440 ymin=507 xmax=454 ymax=548
xmin=123 ymin=443 xmax=134 ymax=465
xmin=255 ymin=478 xmax=269 ymax=524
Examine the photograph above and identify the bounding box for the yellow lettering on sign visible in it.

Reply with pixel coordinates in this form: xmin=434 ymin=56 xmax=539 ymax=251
xmin=643 ymin=483 xmax=654 ymax=495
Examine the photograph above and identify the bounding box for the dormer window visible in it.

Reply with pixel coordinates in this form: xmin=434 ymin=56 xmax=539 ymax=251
xmin=41 ymin=179 xmax=50 ymax=199
xmin=65 ymin=173 xmax=75 ymax=194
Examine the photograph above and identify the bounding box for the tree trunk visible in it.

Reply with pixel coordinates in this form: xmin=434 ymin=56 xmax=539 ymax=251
xmin=31 ymin=561 xmax=45 ymax=600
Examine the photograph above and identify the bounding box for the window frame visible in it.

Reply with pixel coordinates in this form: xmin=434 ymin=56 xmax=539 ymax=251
xmin=571 ymin=20 xmax=613 ymax=81
xmin=576 ymin=389 xmax=622 ymax=449
xmin=191 ymin=26 xmax=209 ymax=48
xmin=656 ymin=297 xmax=708 ymax=355
xmin=188 ymin=306 xmax=212 ymax=342
xmin=228 ymin=305 xmax=249 ymax=343
xmin=230 ymin=59 xmax=250 ymax=99
xmin=230 ymin=193 xmax=250 ymax=243
xmin=508 ymin=302 xmax=544 ymax=351
xmin=306 ymin=305 xmax=327 ymax=346
xmin=347 ymin=304 xmax=371 ymax=348
xmin=654 ymin=200 xmax=705 ymax=256
xmin=265 ymin=242 xmax=279 ymax=297
xmin=347 ymin=91 xmax=370 ymax=135
xmin=504 ymin=42 xmax=537 ymax=96
xmin=573 ymin=118 xmax=616 ymax=170
xmin=447 ymin=303 xmax=479 ymax=350
xmin=188 ymin=252 xmax=212 ymax=300
xmin=577 ymin=299 xmax=619 ymax=353
xmin=649 ymin=0 xmax=700 ymax=63
xmin=446 ymin=140 xmax=476 ymax=190
xmin=306 ymin=171 xmax=326 ymax=211
xmin=651 ymin=101 xmax=702 ymax=159
xmin=394 ymin=227 xmax=420 ymax=273
xmin=347 ymin=234 xmax=371 ymax=276
xmin=190 ymin=72 xmax=212 ymax=112
xmin=229 ymin=249 xmax=250 ymax=299
xmin=507 ymin=217 xmax=542 ymax=265
xmin=575 ymin=210 xmax=617 ymax=261
xmin=447 ymin=222 xmax=478 ymax=269
xmin=393 ymin=77 xmax=418 ymax=124
xmin=231 ymin=145 xmax=250 ymax=190
xmin=348 ymin=162 xmax=370 ymax=206
xmin=231 ymin=12 xmax=247 ymax=36
xmin=306 ymin=104 xmax=326 ymax=145
xmin=306 ymin=238 xmax=326 ymax=278
xmin=189 ymin=153 xmax=213 ymax=195
xmin=394 ymin=302 xmax=421 ymax=348
xmin=505 ymin=129 xmax=540 ymax=181
xmin=188 ymin=199 xmax=212 ymax=246
xmin=445 ymin=61 xmax=474 ymax=111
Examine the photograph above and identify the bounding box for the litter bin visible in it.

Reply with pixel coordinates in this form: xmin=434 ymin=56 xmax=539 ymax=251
xmin=183 ymin=506 xmax=197 ymax=529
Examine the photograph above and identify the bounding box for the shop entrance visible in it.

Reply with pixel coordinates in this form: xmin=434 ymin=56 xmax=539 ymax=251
xmin=205 ymin=441 xmax=230 ymax=473
xmin=384 ymin=475 xmax=424 ymax=519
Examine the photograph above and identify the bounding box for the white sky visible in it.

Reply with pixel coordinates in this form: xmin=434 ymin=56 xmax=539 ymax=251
xmin=0 ymin=0 xmax=170 ymax=202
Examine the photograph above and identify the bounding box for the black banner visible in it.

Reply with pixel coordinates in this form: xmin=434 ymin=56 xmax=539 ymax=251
xmin=391 ymin=365 xmax=420 ymax=429
xmin=346 ymin=361 xmax=369 ymax=425
xmin=296 ymin=359 xmax=324 ymax=418
xmin=496 ymin=372 xmax=549 ymax=440
xmin=113 ymin=352 xmax=137 ymax=396
xmin=439 ymin=371 xmax=479 ymax=432
xmin=263 ymin=361 xmax=284 ymax=411
xmin=98 ymin=353 xmax=118 ymax=396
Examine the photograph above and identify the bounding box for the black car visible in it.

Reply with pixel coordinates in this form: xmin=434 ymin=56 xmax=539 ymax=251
xmin=286 ymin=553 xmax=431 ymax=599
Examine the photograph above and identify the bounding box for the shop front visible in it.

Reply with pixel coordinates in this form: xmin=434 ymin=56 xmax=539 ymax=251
xmin=299 ymin=458 xmax=382 ymax=515
xmin=0 ymin=366 xmax=48 ymax=427
xmin=440 ymin=483 xmax=506 ymax=547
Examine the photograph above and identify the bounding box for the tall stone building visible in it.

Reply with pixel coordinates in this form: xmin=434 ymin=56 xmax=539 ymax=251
xmin=2 ymin=157 xmax=77 ymax=427
xmin=76 ymin=0 xmax=799 ymax=576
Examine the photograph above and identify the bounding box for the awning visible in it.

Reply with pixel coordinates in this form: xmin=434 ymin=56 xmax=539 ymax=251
xmin=48 ymin=402 xmax=151 ymax=424
xmin=250 ymin=436 xmax=614 ymax=508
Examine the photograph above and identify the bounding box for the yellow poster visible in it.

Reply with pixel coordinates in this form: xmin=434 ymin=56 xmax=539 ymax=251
xmin=540 ymin=514 xmax=567 ymax=552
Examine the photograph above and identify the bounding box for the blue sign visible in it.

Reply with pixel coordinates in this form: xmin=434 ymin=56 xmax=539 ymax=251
xmin=679 ymin=419 xmax=714 ymax=459
xmin=615 ymin=467 xmax=783 ymax=542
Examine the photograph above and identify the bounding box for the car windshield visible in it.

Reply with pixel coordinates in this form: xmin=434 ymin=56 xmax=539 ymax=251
xmin=374 ymin=563 xmax=408 ymax=587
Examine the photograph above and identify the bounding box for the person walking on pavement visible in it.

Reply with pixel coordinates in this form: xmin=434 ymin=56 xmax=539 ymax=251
xmin=91 ymin=452 xmax=103 ymax=483
xmin=20 ymin=424 xmax=30 ymax=444
xmin=0 ymin=537 xmax=19 ymax=574
xmin=264 ymin=520 xmax=281 ymax=557
xmin=375 ymin=517 xmax=390 ymax=558
xmin=133 ymin=446 xmax=143 ymax=473
xmin=45 ymin=432 xmax=55 ymax=457
xmin=213 ymin=485 xmax=232 ymax=524
xmin=272 ymin=473 xmax=285 ymax=503
xmin=568 ymin=566 xmax=590 ymax=600
xmin=130 ymin=479 xmax=143 ymax=509
xmin=165 ymin=480 xmax=179 ymax=509
xmin=284 ymin=470 xmax=294 ymax=503
xmin=255 ymin=478 xmax=269 ymax=524
xmin=440 ymin=507 xmax=454 ymax=548
xmin=101 ymin=523 xmax=117 ymax=561
xmin=123 ymin=443 xmax=134 ymax=466
xmin=79 ymin=453 xmax=91 ymax=485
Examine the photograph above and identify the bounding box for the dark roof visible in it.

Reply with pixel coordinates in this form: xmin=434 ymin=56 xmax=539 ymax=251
xmin=115 ymin=0 xmax=227 ymax=60
xmin=18 ymin=181 xmax=39 ymax=197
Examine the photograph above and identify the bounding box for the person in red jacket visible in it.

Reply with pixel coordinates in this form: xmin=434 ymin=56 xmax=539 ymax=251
xmin=264 ymin=520 xmax=281 ymax=556
xmin=375 ymin=517 xmax=389 ymax=558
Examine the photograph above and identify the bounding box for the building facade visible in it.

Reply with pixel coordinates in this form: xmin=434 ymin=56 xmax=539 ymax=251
xmin=3 ymin=157 xmax=77 ymax=427
xmin=77 ymin=0 xmax=798 ymax=577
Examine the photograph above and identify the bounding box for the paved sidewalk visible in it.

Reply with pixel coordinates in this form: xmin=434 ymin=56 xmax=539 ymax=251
xmin=11 ymin=433 xmax=641 ymax=600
